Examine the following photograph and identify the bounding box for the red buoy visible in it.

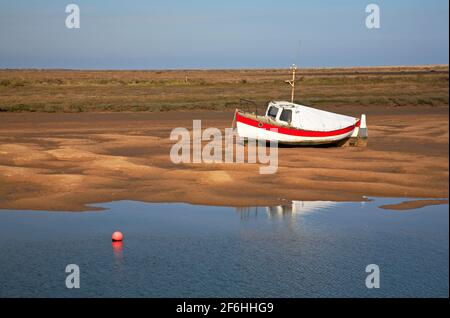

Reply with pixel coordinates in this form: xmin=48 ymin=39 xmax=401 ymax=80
xmin=112 ymin=231 xmax=123 ymax=242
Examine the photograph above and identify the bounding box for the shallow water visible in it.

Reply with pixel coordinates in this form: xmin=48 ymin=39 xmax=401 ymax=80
xmin=0 ymin=198 xmax=448 ymax=298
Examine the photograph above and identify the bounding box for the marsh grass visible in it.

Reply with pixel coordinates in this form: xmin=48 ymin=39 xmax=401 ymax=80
xmin=0 ymin=66 xmax=448 ymax=112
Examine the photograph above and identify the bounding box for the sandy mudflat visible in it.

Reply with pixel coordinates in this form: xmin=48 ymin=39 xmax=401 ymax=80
xmin=379 ymin=199 xmax=449 ymax=211
xmin=0 ymin=106 xmax=448 ymax=211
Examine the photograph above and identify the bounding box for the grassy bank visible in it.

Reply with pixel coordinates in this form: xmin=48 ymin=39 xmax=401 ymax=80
xmin=0 ymin=65 xmax=448 ymax=112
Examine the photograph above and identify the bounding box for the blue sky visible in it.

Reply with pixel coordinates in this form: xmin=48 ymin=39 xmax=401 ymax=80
xmin=0 ymin=0 xmax=448 ymax=69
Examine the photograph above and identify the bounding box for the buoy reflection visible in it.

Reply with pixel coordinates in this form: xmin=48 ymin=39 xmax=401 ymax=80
xmin=112 ymin=241 xmax=124 ymax=266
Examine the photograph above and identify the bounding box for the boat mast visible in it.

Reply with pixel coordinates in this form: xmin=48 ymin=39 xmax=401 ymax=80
xmin=286 ymin=64 xmax=297 ymax=103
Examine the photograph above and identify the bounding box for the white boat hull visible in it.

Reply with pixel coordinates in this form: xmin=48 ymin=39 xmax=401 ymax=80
xmin=235 ymin=111 xmax=360 ymax=145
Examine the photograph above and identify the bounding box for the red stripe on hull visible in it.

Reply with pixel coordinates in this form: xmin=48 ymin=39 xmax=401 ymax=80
xmin=236 ymin=112 xmax=359 ymax=137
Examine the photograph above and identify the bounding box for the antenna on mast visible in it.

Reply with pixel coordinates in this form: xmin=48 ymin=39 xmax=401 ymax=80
xmin=285 ymin=64 xmax=297 ymax=103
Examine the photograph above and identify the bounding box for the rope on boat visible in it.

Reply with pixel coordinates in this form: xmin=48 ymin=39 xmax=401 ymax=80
xmin=231 ymin=109 xmax=237 ymax=129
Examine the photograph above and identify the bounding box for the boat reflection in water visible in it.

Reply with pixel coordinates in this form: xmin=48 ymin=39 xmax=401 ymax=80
xmin=237 ymin=201 xmax=339 ymax=220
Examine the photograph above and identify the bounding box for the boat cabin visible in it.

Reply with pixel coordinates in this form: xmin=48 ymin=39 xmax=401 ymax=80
xmin=265 ymin=101 xmax=299 ymax=127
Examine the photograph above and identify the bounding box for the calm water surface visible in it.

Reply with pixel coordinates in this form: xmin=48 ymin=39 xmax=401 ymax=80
xmin=0 ymin=198 xmax=448 ymax=297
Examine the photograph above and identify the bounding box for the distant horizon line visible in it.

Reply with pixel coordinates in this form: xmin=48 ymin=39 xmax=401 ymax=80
xmin=0 ymin=63 xmax=448 ymax=72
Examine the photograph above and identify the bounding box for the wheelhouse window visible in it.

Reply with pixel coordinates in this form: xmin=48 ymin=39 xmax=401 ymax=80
xmin=279 ymin=109 xmax=292 ymax=123
xmin=267 ymin=106 xmax=279 ymax=119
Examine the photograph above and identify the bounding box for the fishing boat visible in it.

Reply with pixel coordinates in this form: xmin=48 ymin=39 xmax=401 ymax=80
xmin=235 ymin=101 xmax=366 ymax=146
xmin=234 ymin=65 xmax=368 ymax=146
